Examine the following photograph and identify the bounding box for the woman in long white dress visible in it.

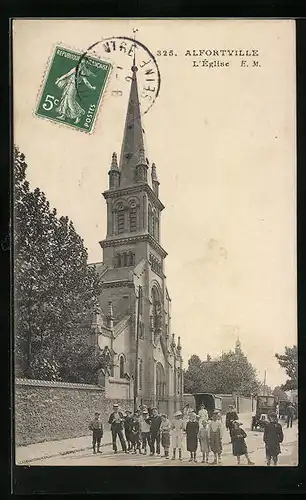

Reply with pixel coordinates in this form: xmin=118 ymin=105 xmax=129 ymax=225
xmin=55 ymin=58 xmax=96 ymax=124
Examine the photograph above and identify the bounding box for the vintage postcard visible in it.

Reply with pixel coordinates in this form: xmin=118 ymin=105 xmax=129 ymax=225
xmin=13 ymin=19 xmax=297 ymax=470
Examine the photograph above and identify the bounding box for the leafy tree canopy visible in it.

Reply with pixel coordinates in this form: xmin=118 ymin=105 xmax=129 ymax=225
xmin=184 ymin=348 xmax=261 ymax=397
xmin=272 ymin=386 xmax=289 ymax=401
xmin=14 ymin=147 xmax=110 ymax=382
xmin=275 ymin=345 xmax=298 ymax=391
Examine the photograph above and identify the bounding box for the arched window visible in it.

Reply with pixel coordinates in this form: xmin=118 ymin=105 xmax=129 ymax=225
xmin=148 ymin=204 xmax=153 ymax=236
xmin=129 ymin=202 xmax=137 ymax=232
xmin=156 ymin=215 xmax=160 ymax=241
xmin=152 ymin=209 xmax=156 ymax=238
xmin=117 ymin=204 xmax=125 ymax=234
xmin=156 ymin=362 xmax=165 ymax=398
xmin=129 ymin=252 xmax=135 ymax=266
xmin=139 ymin=359 xmax=143 ymax=390
xmin=139 ymin=322 xmax=144 ymax=339
xmin=152 ymin=286 xmax=162 ymax=338
xmin=123 ymin=252 xmax=128 ymax=267
xmin=119 ymin=355 xmax=125 ymax=378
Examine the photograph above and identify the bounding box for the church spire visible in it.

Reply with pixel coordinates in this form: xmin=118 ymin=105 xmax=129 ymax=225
xmin=151 ymin=163 xmax=159 ymax=197
xmin=108 ymin=152 xmax=120 ymax=189
xmin=119 ymin=57 xmax=146 ymax=188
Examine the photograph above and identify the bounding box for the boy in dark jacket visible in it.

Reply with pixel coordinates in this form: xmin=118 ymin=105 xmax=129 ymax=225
xmin=130 ymin=412 xmax=142 ymax=454
xmin=263 ymin=412 xmax=284 ymax=466
xmin=149 ymin=407 xmax=162 ymax=456
xmin=225 ymin=405 xmax=239 ymax=443
xmin=89 ymin=412 xmax=103 ymax=454
xmin=124 ymin=409 xmax=134 ymax=451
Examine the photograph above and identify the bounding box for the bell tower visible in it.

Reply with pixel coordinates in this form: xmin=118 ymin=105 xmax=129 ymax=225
xmin=99 ymin=59 xmax=167 ymax=270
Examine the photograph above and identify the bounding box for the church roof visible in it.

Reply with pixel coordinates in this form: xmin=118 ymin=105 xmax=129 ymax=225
xmin=100 ymin=267 xmax=134 ymax=284
xmin=89 ymin=261 xmax=108 ymax=279
xmin=119 ymin=60 xmax=149 ymax=188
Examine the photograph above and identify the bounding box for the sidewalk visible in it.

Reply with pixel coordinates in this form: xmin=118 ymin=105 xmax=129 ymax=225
xmin=15 ymin=430 xmax=113 ymax=465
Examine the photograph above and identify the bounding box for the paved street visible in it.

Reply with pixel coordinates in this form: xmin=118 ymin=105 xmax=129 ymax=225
xmin=27 ymin=421 xmax=298 ymax=467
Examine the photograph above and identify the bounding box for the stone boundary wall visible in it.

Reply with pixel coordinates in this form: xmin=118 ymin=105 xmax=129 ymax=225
xmin=237 ymin=396 xmax=253 ymax=414
xmin=15 ymin=378 xmax=133 ymax=446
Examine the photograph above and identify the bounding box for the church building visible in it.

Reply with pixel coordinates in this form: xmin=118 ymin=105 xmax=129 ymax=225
xmin=89 ymin=60 xmax=183 ymax=416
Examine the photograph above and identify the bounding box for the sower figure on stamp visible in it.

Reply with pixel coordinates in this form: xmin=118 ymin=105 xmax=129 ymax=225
xmin=225 ymin=405 xmax=238 ymax=443
xmin=263 ymin=412 xmax=284 ymax=466
xmin=89 ymin=411 xmax=103 ymax=454
xmin=108 ymin=403 xmax=127 ymax=454
xmin=55 ymin=58 xmax=96 ymax=124
xmin=149 ymin=407 xmax=162 ymax=456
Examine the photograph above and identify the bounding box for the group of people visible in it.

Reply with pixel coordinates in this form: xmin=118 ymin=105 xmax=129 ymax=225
xmin=225 ymin=404 xmax=285 ymax=466
xmin=88 ymin=402 xmax=286 ymax=466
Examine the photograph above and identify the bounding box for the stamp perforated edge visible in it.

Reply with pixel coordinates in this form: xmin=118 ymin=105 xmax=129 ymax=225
xmin=33 ymin=41 xmax=114 ymax=135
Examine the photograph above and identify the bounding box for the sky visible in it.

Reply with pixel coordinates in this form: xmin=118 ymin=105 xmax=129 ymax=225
xmin=13 ymin=19 xmax=297 ymax=388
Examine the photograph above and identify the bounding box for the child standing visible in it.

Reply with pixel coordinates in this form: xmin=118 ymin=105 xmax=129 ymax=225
xmin=130 ymin=412 xmax=141 ymax=454
xmin=198 ymin=420 xmax=210 ymax=463
xmin=208 ymin=410 xmax=223 ymax=464
xmin=139 ymin=409 xmax=151 ymax=455
xmin=171 ymin=410 xmax=184 ymax=461
xmin=124 ymin=409 xmax=134 ymax=452
xmin=88 ymin=411 xmax=103 ymax=454
xmin=231 ymin=421 xmax=254 ymax=465
xmin=160 ymin=414 xmax=171 ymax=459
xmin=263 ymin=412 xmax=284 ymax=466
xmin=186 ymin=412 xmax=200 ymax=462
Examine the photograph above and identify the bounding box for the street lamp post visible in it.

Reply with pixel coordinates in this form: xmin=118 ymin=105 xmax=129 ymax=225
xmin=134 ymin=285 xmax=142 ymax=413
xmin=263 ymin=370 xmax=267 ymax=396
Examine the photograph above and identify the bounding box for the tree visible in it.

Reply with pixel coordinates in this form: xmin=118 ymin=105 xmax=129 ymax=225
xmin=272 ymin=386 xmax=288 ymax=401
xmin=14 ymin=147 xmax=110 ymax=381
xmin=183 ymin=355 xmax=203 ymax=394
xmin=184 ymin=349 xmax=261 ymax=396
xmin=275 ymin=345 xmax=298 ymax=391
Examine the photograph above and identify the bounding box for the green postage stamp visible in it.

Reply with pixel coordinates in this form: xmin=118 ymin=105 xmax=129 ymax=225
xmin=35 ymin=45 xmax=112 ymax=133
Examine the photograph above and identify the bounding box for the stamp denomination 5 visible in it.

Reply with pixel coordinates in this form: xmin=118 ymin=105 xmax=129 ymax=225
xmin=35 ymin=45 xmax=112 ymax=133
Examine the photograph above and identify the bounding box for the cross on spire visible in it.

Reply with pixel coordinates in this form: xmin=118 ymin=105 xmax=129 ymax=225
xmin=118 ymin=30 xmax=147 ymax=187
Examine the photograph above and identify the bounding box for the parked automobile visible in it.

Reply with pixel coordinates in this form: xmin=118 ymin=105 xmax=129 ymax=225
xmin=251 ymin=395 xmax=277 ymax=431
xmin=183 ymin=393 xmax=222 ymax=419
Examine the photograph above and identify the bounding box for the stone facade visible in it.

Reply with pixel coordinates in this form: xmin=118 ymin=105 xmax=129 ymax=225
xmin=15 ymin=379 xmax=133 ymax=446
xmin=89 ymin=63 xmax=183 ymax=416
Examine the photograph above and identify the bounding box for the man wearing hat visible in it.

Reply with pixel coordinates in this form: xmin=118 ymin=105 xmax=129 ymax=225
xmin=149 ymin=407 xmax=162 ymax=456
xmin=108 ymin=404 xmax=127 ymax=453
xmin=139 ymin=408 xmax=151 ymax=455
xmin=88 ymin=411 xmax=103 ymax=454
xmin=225 ymin=405 xmax=239 ymax=443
